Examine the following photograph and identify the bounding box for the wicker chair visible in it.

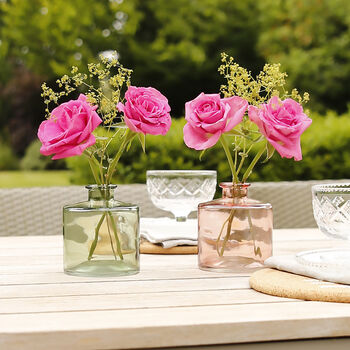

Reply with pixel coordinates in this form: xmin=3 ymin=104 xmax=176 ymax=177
xmin=0 ymin=180 xmax=348 ymax=236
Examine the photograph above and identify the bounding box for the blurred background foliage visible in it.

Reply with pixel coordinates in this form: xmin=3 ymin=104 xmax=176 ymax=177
xmin=0 ymin=0 xmax=350 ymax=184
xmin=63 ymin=111 xmax=350 ymax=185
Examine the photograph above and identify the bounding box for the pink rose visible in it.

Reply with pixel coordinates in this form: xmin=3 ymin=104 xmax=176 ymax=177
xmin=117 ymin=86 xmax=171 ymax=135
xmin=38 ymin=94 xmax=102 ymax=160
xmin=248 ymin=96 xmax=312 ymax=161
xmin=183 ymin=93 xmax=248 ymax=150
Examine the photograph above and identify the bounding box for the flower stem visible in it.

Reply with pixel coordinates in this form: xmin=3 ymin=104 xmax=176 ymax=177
xmin=219 ymin=209 xmax=235 ymax=257
xmin=216 ymin=214 xmax=231 ymax=256
xmin=107 ymin=212 xmax=124 ymax=260
xmin=84 ymin=152 xmax=102 ymax=185
xmin=220 ymin=136 xmax=238 ymax=183
xmin=234 ymin=136 xmax=238 ymax=170
xmin=236 ymin=138 xmax=247 ymax=176
xmin=247 ymin=210 xmax=262 ymax=258
xmin=88 ymin=212 xmax=106 ymax=260
xmin=242 ymin=142 xmax=266 ymax=183
xmin=106 ymin=214 xmax=117 ymax=260
xmin=106 ymin=129 xmax=135 ymax=184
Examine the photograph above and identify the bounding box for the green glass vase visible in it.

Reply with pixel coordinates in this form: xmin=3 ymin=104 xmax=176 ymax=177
xmin=63 ymin=185 xmax=139 ymax=277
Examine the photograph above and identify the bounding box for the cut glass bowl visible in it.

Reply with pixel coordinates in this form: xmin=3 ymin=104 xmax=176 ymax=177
xmin=312 ymin=183 xmax=350 ymax=240
xmin=298 ymin=183 xmax=350 ymax=269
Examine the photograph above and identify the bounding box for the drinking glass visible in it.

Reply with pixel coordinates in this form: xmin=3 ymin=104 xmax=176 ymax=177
xmin=296 ymin=183 xmax=350 ymax=270
xmin=146 ymin=170 xmax=217 ymax=221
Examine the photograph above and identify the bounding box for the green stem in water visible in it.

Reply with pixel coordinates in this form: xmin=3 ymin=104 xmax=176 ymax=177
xmin=87 ymin=190 xmax=123 ymax=261
xmin=242 ymin=143 xmax=266 ymax=183
xmin=107 ymin=212 xmax=124 ymax=260
xmin=219 ymin=209 xmax=235 ymax=257
xmin=106 ymin=214 xmax=117 ymax=260
xmin=247 ymin=210 xmax=262 ymax=258
xmin=216 ymin=214 xmax=231 ymax=256
xmin=88 ymin=212 xmax=106 ymax=260
xmin=220 ymin=136 xmax=238 ymax=183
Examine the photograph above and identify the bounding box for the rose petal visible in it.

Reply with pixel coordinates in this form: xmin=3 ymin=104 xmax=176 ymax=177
xmin=222 ymin=96 xmax=248 ymax=132
xmin=183 ymin=123 xmax=221 ymax=150
xmin=51 ymin=134 xmax=96 ymax=160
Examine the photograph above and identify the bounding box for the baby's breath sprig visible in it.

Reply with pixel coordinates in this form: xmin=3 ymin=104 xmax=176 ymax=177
xmin=218 ymin=53 xmax=309 ymax=107
xmin=41 ymin=51 xmax=132 ymax=126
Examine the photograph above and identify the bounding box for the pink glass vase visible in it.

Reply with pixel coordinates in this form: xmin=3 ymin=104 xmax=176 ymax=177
xmin=198 ymin=183 xmax=273 ymax=272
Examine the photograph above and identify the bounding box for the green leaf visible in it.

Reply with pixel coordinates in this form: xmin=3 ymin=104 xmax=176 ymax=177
xmin=262 ymin=141 xmax=275 ymax=163
xmin=199 ymin=149 xmax=206 ymax=161
xmin=126 ymin=138 xmax=134 ymax=152
xmin=137 ymin=133 xmax=146 ymax=153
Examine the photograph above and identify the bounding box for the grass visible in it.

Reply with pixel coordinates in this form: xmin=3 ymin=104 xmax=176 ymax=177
xmin=0 ymin=171 xmax=73 ymax=188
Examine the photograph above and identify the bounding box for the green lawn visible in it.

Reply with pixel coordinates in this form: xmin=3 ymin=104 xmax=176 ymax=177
xmin=0 ymin=171 xmax=73 ymax=188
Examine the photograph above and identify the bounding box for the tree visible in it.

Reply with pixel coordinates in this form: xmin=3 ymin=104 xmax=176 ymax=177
xmin=117 ymin=0 xmax=263 ymax=115
xmin=257 ymin=0 xmax=350 ymax=113
xmin=0 ymin=0 xmax=125 ymax=152
xmin=1 ymin=0 xmax=350 ymax=156
xmin=1 ymin=0 xmax=263 ymax=116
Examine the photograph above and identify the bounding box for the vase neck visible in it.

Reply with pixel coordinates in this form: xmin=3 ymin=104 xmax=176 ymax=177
xmin=220 ymin=182 xmax=250 ymax=199
xmin=86 ymin=185 xmax=116 ymax=201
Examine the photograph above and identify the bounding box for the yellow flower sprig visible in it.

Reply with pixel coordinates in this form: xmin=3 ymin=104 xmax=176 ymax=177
xmin=41 ymin=51 xmax=132 ymax=127
xmin=218 ymin=53 xmax=309 ymax=106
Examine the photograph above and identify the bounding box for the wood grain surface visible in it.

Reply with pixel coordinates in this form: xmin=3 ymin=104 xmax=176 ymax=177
xmin=0 ymin=229 xmax=349 ymax=350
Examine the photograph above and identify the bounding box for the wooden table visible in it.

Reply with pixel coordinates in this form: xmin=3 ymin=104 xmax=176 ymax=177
xmin=1 ymin=229 xmax=350 ymax=349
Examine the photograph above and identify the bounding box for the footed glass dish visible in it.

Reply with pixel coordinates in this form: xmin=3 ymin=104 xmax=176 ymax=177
xmin=146 ymin=170 xmax=217 ymax=221
xmin=63 ymin=185 xmax=139 ymax=277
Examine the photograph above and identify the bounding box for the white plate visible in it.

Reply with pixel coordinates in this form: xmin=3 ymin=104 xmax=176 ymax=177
xmin=296 ymin=248 xmax=350 ymax=270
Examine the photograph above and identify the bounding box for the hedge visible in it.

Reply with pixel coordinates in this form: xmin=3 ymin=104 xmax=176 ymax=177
xmin=65 ymin=110 xmax=350 ymax=185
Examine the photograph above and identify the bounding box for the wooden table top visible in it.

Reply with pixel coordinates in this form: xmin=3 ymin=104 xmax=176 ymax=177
xmin=0 ymin=229 xmax=350 ymax=349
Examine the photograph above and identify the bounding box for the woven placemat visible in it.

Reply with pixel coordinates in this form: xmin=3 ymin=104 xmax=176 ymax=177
xmin=250 ymin=268 xmax=350 ymax=303
xmin=140 ymin=241 xmax=198 ymax=255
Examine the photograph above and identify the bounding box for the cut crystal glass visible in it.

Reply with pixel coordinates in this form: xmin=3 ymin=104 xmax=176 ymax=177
xmin=298 ymin=183 xmax=350 ymax=269
xmin=146 ymin=170 xmax=217 ymax=222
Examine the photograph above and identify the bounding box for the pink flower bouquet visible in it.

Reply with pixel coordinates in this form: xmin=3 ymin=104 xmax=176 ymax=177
xmin=183 ymin=54 xmax=312 ymax=269
xmin=183 ymin=53 xmax=312 ymax=184
xmin=38 ymin=53 xmax=171 ymax=267
xmin=39 ymin=54 xmax=171 ymax=185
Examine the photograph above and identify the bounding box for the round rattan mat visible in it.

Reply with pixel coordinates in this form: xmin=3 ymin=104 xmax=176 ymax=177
xmin=250 ymin=268 xmax=350 ymax=303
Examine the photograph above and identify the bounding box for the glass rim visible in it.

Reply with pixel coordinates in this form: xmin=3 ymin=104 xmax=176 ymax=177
xmin=220 ymin=182 xmax=250 ymax=188
xmin=85 ymin=184 xmax=118 ymax=190
xmin=146 ymin=170 xmax=217 ymax=176
xmin=312 ymin=183 xmax=350 ymax=193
